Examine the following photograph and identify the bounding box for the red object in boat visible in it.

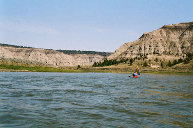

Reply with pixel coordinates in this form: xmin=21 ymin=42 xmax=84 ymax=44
xmin=133 ymin=75 xmax=139 ymax=78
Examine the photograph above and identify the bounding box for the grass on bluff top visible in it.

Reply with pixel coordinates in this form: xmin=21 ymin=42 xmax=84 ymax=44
xmin=0 ymin=64 xmax=85 ymax=72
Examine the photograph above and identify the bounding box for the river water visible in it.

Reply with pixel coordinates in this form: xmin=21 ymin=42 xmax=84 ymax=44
xmin=0 ymin=72 xmax=192 ymax=128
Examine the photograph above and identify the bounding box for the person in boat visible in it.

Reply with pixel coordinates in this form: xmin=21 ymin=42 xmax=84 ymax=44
xmin=133 ymin=66 xmax=140 ymax=77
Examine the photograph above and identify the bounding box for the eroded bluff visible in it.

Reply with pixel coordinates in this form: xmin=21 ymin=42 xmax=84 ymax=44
xmin=0 ymin=46 xmax=104 ymax=67
xmin=108 ymin=22 xmax=193 ymax=61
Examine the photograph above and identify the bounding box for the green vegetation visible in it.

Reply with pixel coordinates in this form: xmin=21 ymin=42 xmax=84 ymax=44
xmin=167 ymin=60 xmax=172 ymax=67
xmin=173 ymin=60 xmax=178 ymax=65
xmin=161 ymin=61 xmax=164 ymax=68
xmin=0 ymin=43 xmax=32 ymax=48
xmin=143 ymin=61 xmax=148 ymax=67
xmin=77 ymin=65 xmax=81 ymax=69
xmin=0 ymin=64 xmax=85 ymax=72
xmin=178 ymin=58 xmax=183 ymax=63
xmin=92 ymin=58 xmax=137 ymax=67
xmin=56 ymin=50 xmax=112 ymax=57
xmin=184 ymin=53 xmax=193 ymax=64
xmin=155 ymin=58 xmax=158 ymax=62
xmin=129 ymin=58 xmax=134 ymax=65
xmin=166 ymin=53 xmax=193 ymax=67
xmin=0 ymin=62 xmax=192 ymax=73
xmin=93 ymin=58 xmax=128 ymax=67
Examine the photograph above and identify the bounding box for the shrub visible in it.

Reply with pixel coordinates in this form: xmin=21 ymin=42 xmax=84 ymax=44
xmin=92 ymin=58 xmax=129 ymax=67
xmin=143 ymin=61 xmax=148 ymax=67
xmin=178 ymin=58 xmax=183 ymax=63
xmin=129 ymin=58 xmax=134 ymax=65
xmin=172 ymin=60 xmax=178 ymax=65
xmin=161 ymin=62 xmax=164 ymax=68
xmin=184 ymin=53 xmax=193 ymax=64
xmin=167 ymin=61 xmax=172 ymax=67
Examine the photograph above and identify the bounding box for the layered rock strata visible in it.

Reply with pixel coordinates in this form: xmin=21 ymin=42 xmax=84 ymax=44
xmin=108 ymin=22 xmax=193 ymax=61
xmin=0 ymin=45 xmax=104 ymax=67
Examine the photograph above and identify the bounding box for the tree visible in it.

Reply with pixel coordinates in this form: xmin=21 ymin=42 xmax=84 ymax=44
xmin=129 ymin=58 xmax=134 ymax=65
xmin=93 ymin=62 xmax=97 ymax=67
xmin=77 ymin=65 xmax=81 ymax=69
xmin=178 ymin=58 xmax=183 ymax=63
xmin=167 ymin=61 xmax=172 ymax=67
xmin=184 ymin=53 xmax=193 ymax=64
xmin=143 ymin=61 xmax=148 ymax=67
xmin=161 ymin=61 xmax=164 ymax=68
xmin=184 ymin=59 xmax=189 ymax=64
xmin=155 ymin=58 xmax=158 ymax=62
xmin=172 ymin=60 xmax=178 ymax=65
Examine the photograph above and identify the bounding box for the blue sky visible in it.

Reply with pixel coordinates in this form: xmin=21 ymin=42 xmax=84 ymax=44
xmin=0 ymin=0 xmax=192 ymax=52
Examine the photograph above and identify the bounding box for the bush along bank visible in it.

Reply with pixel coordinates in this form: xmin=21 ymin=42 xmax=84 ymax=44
xmin=93 ymin=58 xmax=129 ymax=67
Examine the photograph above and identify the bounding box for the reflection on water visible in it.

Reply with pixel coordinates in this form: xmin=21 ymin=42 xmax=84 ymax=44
xmin=0 ymin=72 xmax=192 ymax=127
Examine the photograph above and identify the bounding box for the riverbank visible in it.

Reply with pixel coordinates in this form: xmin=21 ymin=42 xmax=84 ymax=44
xmin=0 ymin=64 xmax=85 ymax=73
xmin=0 ymin=63 xmax=193 ymax=74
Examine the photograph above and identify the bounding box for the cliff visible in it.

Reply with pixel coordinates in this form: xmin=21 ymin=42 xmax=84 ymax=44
xmin=0 ymin=44 xmax=105 ymax=67
xmin=108 ymin=22 xmax=193 ymax=61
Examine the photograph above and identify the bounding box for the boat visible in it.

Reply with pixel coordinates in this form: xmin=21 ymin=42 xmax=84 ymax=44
xmin=133 ymin=75 xmax=139 ymax=78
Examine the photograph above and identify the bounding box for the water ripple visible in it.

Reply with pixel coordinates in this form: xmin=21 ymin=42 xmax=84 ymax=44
xmin=0 ymin=72 xmax=192 ymax=127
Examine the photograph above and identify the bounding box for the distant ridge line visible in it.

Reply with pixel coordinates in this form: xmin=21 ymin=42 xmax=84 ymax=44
xmin=0 ymin=43 xmax=112 ymax=57
xmin=56 ymin=50 xmax=112 ymax=57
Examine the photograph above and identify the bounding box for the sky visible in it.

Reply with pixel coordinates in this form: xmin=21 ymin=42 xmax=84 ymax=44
xmin=0 ymin=0 xmax=193 ymax=52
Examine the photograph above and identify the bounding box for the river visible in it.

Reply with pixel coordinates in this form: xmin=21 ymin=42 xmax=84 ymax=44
xmin=0 ymin=72 xmax=192 ymax=127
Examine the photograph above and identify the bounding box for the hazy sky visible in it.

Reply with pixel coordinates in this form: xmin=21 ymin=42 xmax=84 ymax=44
xmin=0 ymin=0 xmax=192 ymax=52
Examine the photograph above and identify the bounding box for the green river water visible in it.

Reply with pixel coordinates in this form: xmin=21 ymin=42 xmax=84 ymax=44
xmin=0 ymin=72 xmax=192 ymax=128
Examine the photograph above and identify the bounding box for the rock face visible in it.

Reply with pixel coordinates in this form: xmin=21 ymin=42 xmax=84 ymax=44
xmin=0 ymin=45 xmax=104 ymax=67
xmin=108 ymin=22 xmax=193 ymax=61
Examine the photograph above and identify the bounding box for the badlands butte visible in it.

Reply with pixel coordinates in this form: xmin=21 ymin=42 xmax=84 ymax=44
xmin=0 ymin=21 xmax=193 ymax=72
xmin=0 ymin=44 xmax=108 ymax=67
